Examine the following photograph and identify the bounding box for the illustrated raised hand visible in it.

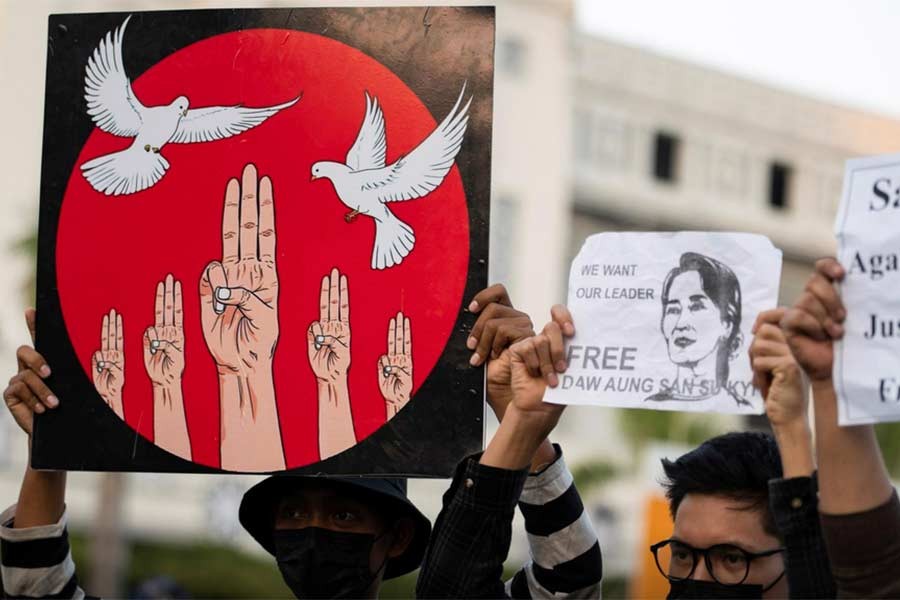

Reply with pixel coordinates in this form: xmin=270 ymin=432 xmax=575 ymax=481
xmin=199 ymin=163 xmax=284 ymax=472
xmin=379 ymin=311 xmax=413 ymax=418
xmin=143 ymin=274 xmax=185 ymax=386
xmin=92 ymin=308 xmax=125 ymax=419
xmin=200 ymin=163 xmax=280 ymax=375
xmin=4 ymin=309 xmax=59 ymax=435
xmin=143 ymin=274 xmax=191 ymax=460
xmin=307 ymin=268 xmax=351 ymax=383
xmin=781 ymin=258 xmax=846 ymax=382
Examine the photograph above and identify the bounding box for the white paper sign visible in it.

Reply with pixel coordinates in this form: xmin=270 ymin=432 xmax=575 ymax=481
xmin=545 ymin=232 xmax=782 ymax=414
xmin=834 ymin=154 xmax=900 ymax=425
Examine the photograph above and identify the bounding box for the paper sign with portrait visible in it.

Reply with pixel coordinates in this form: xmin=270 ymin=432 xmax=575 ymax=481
xmin=834 ymin=153 xmax=900 ymax=425
xmin=544 ymin=232 xmax=782 ymax=414
xmin=32 ymin=7 xmax=493 ymax=475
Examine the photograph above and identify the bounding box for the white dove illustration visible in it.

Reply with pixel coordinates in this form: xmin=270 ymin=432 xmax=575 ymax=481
xmin=80 ymin=16 xmax=300 ymax=196
xmin=311 ymin=84 xmax=471 ymax=270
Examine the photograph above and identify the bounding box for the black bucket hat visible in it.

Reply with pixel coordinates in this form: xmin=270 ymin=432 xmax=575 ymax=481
xmin=239 ymin=475 xmax=431 ymax=579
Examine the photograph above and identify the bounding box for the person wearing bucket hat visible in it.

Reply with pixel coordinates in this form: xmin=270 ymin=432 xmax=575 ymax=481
xmin=238 ymin=474 xmax=431 ymax=598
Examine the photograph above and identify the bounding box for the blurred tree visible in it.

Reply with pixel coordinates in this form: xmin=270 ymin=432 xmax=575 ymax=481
xmin=617 ymin=408 xmax=727 ymax=452
xmin=571 ymin=459 xmax=619 ymax=494
xmin=875 ymin=422 xmax=900 ymax=478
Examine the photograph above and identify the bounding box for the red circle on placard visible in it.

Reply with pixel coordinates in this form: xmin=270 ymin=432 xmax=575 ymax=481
xmin=55 ymin=29 xmax=470 ymax=471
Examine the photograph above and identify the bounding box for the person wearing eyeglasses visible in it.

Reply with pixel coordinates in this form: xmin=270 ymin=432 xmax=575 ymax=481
xmin=648 ymin=302 xmax=838 ymax=600
xmin=651 ymin=432 xmax=790 ymax=598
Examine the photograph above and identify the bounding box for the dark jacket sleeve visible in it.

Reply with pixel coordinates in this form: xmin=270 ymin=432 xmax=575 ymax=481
xmin=819 ymin=490 xmax=900 ymax=599
xmin=0 ymin=503 xmax=87 ymax=599
xmin=768 ymin=475 xmax=836 ymax=599
xmin=415 ymin=455 xmax=527 ymax=599
xmin=507 ymin=445 xmax=602 ymax=598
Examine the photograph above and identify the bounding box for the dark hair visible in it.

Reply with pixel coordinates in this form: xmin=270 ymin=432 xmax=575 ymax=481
xmin=661 ymin=431 xmax=783 ymax=538
xmin=660 ymin=252 xmax=742 ymax=385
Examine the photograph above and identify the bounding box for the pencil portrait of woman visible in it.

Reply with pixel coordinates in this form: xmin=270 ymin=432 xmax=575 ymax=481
xmin=645 ymin=252 xmax=749 ymax=407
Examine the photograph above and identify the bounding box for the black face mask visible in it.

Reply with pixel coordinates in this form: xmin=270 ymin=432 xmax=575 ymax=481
xmin=667 ymin=578 xmax=764 ymax=599
xmin=273 ymin=527 xmax=389 ymax=599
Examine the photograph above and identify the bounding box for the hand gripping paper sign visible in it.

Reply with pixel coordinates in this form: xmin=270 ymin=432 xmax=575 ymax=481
xmin=544 ymin=232 xmax=782 ymax=414
xmin=834 ymin=154 xmax=900 ymax=425
xmin=32 ymin=7 xmax=493 ymax=475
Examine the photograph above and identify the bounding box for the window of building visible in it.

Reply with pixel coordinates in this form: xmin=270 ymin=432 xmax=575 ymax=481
xmin=652 ymin=132 xmax=680 ymax=183
xmin=768 ymin=162 xmax=792 ymax=209
xmin=499 ymin=37 xmax=526 ymax=76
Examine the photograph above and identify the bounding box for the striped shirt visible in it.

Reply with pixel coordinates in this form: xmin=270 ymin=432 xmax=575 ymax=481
xmin=417 ymin=446 xmax=603 ymax=598
xmin=0 ymin=504 xmax=86 ymax=599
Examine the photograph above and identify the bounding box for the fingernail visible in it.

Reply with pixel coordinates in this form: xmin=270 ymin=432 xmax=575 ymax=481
xmin=214 ymin=301 xmax=225 ymax=314
xmin=151 ymin=340 xmax=160 ymax=349
xmin=556 ymin=361 xmax=567 ymax=372
xmin=97 ymin=361 xmax=105 ymax=371
xmin=468 ymin=301 xmax=478 ymax=312
xmin=466 ymin=336 xmax=477 ymax=350
xmin=39 ymin=365 xmax=51 ymax=378
xmin=564 ymin=322 xmax=575 ymax=336
xmin=216 ymin=287 xmax=231 ymax=300
xmin=46 ymin=395 xmax=58 ymax=408
xmin=547 ymin=373 xmax=559 ymax=387
xmin=150 ymin=348 xmax=157 ymax=355
xmin=35 ymin=404 xmax=45 ymax=414
xmin=469 ymin=353 xmax=481 ymax=366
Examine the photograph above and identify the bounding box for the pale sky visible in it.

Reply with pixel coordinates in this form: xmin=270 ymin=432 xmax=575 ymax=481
xmin=576 ymin=0 xmax=900 ymax=120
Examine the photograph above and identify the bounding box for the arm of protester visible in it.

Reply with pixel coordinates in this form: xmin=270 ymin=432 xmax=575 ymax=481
xmin=781 ymin=258 xmax=893 ymax=514
xmin=467 ymin=285 xmax=561 ymax=471
xmin=1 ymin=309 xmax=84 ymax=599
xmin=783 ymin=258 xmax=900 ymax=598
xmin=417 ymin=318 xmax=575 ymax=599
xmin=751 ymin=308 xmax=836 ymax=599
xmin=509 ymin=443 xmax=603 ymax=598
xmin=750 ymin=308 xmax=814 ymax=478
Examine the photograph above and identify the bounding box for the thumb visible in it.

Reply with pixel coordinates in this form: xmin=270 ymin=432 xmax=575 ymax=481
xmin=143 ymin=327 xmax=158 ymax=362
xmin=216 ymin=287 xmax=269 ymax=320
xmin=200 ymin=262 xmax=228 ymax=316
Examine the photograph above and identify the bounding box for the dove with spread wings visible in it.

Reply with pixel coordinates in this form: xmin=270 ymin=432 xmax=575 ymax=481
xmin=80 ymin=16 xmax=300 ymax=196
xmin=311 ymin=84 xmax=471 ymax=270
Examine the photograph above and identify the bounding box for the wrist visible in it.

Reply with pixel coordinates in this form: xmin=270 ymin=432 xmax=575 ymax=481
xmin=529 ymin=439 xmax=557 ymax=474
xmin=504 ymin=404 xmax=560 ymax=441
xmin=810 ymin=377 xmax=835 ymax=395
xmin=317 ymin=375 xmax=349 ymax=391
xmin=152 ymin=380 xmax=182 ymax=394
xmin=772 ymin=418 xmax=812 ymax=444
xmin=480 ymin=408 xmax=554 ymax=471
xmin=773 ymin=420 xmax=815 ymax=478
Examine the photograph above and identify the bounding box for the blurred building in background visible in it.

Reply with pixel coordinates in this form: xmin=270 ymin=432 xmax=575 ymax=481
xmin=2 ymin=0 xmax=900 ymax=595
